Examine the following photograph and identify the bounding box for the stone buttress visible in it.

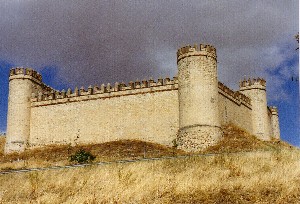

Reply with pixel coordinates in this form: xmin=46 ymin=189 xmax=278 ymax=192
xmin=176 ymin=44 xmax=222 ymax=151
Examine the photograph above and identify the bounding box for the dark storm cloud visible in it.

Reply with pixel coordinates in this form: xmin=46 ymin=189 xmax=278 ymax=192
xmin=0 ymin=0 xmax=298 ymax=91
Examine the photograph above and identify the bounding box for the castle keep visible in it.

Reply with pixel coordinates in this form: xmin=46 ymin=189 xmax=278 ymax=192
xmin=5 ymin=44 xmax=280 ymax=153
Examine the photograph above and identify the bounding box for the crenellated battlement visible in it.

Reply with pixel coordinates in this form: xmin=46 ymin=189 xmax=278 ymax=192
xmin=31 ymin=75 xmax=252 ymax=109
xmin=9 ymin=67 xmax=43 ymax=82
xmin=9 ymin=67 xmax=57 ymax=92
xmin=177 ymin=44 xmax=217 ymax=63
xmin=5 ymin=41 xmax=280 ymax=154
xmin=218 ymin=82 xmax=251 ymax=107
xmin=239 ymin=78 xmax=266 ymax=90
xmin=268 ymin=106 xmax=278 ymax=115
xmin=31 ymin=76 xmax=179 ymax=106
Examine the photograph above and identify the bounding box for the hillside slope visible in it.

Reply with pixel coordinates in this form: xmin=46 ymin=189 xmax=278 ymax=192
xmin=205 ymin=124 xmax=294 ymax=153
xmin=0 ymin=124 xmax=294 ymax=171
xmin=0 ymin=125 xmax=299 ymax=203
xmin=0 ymin=149 xmax=299 ymax=203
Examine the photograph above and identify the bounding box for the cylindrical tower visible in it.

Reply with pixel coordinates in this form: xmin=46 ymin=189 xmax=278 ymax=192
xmin=239 ymin=78 xmax=271 ymax=141
xmin=269 ymin=106 xmax=280 ymax=140
xmin=5 ymin=68 xmax=43 ymax=153
xmin=177 ymin=44 xmax=222 ymax=151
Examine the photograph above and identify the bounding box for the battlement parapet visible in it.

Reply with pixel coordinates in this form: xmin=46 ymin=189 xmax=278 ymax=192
xmin=31 ymin=76 xmax=179 ymax=106
xmin=31 ymin=77 xmax=252 ymax=109
xmin=40 ymin=83 xmax=56 ymax=93
xmin=268 ymin=106 xmax=278 ymax=115
xmin=177 ymin=44 xmax=217 ymax=63
xmin=10 ymin=67 xmax=56 ymax=97
xmin=5 ymin=41 xmax=281 ymax=154
xmin=239 ymin=78 xmax=266 ymax=90
xmin=218 ymin=82 xmax=251 ymax=108
xmin=9 ymin=67 xmax=43 ymax=83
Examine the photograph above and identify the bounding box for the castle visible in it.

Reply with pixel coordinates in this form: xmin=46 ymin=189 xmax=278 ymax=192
xmin=5 ymin=43 xmax=280 ymax=153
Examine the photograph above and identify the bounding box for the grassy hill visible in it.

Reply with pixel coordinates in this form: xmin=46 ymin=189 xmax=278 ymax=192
xmin=0 ymin=125 xmax=299 ymax=203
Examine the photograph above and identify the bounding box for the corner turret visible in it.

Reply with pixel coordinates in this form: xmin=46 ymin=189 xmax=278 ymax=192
xmin=5 ymin=67 xmax=43 ymax=153
xmin=239 ymin=78 xmax=271 ymax=140
xmin=269 ymin=106 xmax=280 ymax=139
xmin=176 ymin=44 xmax=222 ymax=151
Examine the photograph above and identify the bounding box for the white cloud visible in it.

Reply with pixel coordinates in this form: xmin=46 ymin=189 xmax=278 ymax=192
xmin=265 ymin=61 xmax=299 ymax=102
xmin=0 ymin=0 xmax=298 ymax=95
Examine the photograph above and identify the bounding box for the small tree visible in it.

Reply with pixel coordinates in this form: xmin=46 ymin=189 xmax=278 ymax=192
xmin=172 ymin=139 xmax=179 ymax=156
xmin=70 ymin=149 xmax=96 ymax=164
xmin=172 ymin=139 xmax=178 ymax=149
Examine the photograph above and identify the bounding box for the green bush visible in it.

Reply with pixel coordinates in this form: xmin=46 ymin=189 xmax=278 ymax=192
xmin=172 ymin=139 xmax=178 ymax=148
xmin=70 ymin=149 xmax=96 ymax=164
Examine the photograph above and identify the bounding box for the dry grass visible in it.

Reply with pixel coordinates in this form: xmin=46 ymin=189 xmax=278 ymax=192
xmin=0 ymin=125 xmax=299 ymax=203
xmin=204 ymin=124 xmax=294 ymax=153
xmin=0 ymin=137 xmax=5 ymax=154
xmin=0 ymin=124 xmax=295 ymax=171
xmin=0 ymin=139 xmax=186 ymax=171
xmin=0 ymin=149 xmax=299 ymax=203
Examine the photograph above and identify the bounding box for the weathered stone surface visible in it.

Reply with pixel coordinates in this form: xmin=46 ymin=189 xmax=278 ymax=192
xmin=239 ymin=79 xmax=271 ymax=141
xmin=4 ymin=44 xmax=281 ymax=154
xmin=29 ymin=89 xmax=179 ymax=147
xmin=177 ymin=125 xmax=223 ymax=152
xmin=177 ymin=44 xmax=222 ymax=151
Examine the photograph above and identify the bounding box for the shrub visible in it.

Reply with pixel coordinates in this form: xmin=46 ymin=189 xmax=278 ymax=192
xmin=172 ymin=139 xmax=178 ymax=149
xmin=70 ymin=149 xmax=96 ymax=164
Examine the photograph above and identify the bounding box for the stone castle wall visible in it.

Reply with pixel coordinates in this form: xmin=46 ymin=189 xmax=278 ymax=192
xmin=218 ymin=82 xmax=252 ymax=133
xmin=28 ymin=76 xmax=252 ymax=148
xmin=29 ymin=81 xmax=180 ymax=147
xmin=239 ymin=78 xmax=271 ymax=141
xmin=177 ymin=45 xmax=222 ymax=151
xmin=268 ymin=106 xmax=280 ymax=139
xmin=5 ymin=68 xmax=51 ymax=152
xmin=5 ymin=43 xmax=281 ymax=153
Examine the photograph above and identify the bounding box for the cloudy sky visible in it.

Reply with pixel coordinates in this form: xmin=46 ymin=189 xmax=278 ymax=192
xmin=0 ymin=1 xmax=299 ymax=145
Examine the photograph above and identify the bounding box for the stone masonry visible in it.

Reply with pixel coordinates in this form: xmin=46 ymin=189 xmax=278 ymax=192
xmin=4 ymin=43 xmax=280 ymax=153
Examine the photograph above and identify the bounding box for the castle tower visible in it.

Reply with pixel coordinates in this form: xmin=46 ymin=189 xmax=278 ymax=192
xmin=177 ymin=44 xmax=222 ymax=151
xmin=269 ymin=106 xmax=280 ymax=139
xmin=239 ymin=78 xmax=271 ymax=141
xmin=5 ymin=68 xmax=43 ymax=153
